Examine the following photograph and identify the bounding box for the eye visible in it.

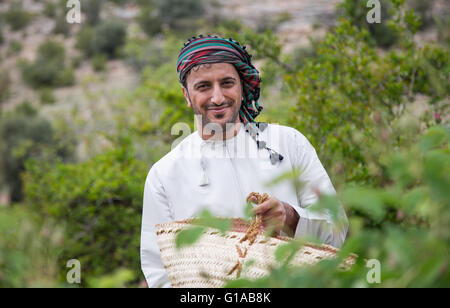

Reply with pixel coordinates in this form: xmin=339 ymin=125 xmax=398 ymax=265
xmin=222 ymin=81 xmax=235 ymax=87
xmin=196 ymin=84 xmax=208 ymax=90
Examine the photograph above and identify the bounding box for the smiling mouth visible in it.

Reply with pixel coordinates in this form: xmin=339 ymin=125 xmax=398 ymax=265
xmin=209 ymin=106 xmax=229 ymax=114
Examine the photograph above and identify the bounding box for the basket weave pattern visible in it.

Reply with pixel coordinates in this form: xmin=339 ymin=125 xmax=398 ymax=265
xmin=156 ymin=218 xmax=353 ymax=288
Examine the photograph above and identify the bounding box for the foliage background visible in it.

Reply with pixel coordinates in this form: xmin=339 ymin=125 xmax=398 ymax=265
xmin=0 ymin=0 xmax=448 ymax=287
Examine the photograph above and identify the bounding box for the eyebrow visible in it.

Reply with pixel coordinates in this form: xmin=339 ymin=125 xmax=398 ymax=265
xmin=193 ymin=77 xmax=237 ymax=89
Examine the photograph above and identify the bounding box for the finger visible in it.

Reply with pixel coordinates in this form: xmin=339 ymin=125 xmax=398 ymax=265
xmin=262 ymin=210 xmax=283 ymax=224
xmin=266 ymin=207 xmax=283 ymax=218
xmin=261 ymin=208 xmax=285 ymax=229
xmin=246 ymin=194 xmax=259 ymax=204
xmin=255 ymin=200 xmax=283 ymax=216
xmin=260 ymin=214 xmax=281 ymax=229
xmin=252 ymin=200 xmax=275 ymax=215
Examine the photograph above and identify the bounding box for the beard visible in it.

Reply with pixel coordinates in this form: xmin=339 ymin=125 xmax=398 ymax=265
xmin=192 ymin=100 xmax=240 ymax=138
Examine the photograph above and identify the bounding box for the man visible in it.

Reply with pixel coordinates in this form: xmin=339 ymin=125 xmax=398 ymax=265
xmin=141 ymin=35 xmax=348 ymax=288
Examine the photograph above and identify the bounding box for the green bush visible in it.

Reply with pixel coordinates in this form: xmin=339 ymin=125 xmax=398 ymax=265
xmin=0 ymin=69 xmax=10 ymax=104
xmin=277 ymin=17 xmax=448 ymax=186
xmin=436 ymin=15 xmax=450 ymax=44
xmin=7 ymin=40 xmax=23 ymax=56
xmin=81 ymin=0 xmax=103 ymax=26
xmin=156 ymin=0 xmax=204 ymax=24
xmin=37 ymin=38 xmax=66 ymax=64
xmin=21 ymin=39 xmax=75 ymax=88
xmin=53 ymin=13 xmax=71 ymax=36
xmin=23 ymin=143 xmax=147 ymax=285
xmin=216 ymin=18 xmax=244 ymax=33
xmin=338 ymin=0 xmax=399 ymax=48
xmin=222 ymin=125 xmax=450 ymax=287
xmin=255 ymin=11 xmax=292 ymax=33
xmin=76 ymin=21 xmax=127 ymax=58
xmin=92 ymin=54 xmax=108 ymax=72
xmin=71 ymin=55 xmax=83 ymax=69
xmin=136 ymin=47 xmax=192 ymax=141
xmin=0 ymin=206 xmax=64 ymax=287
xmin=137 ymin=5 xmax=162 ymax=37
xmin=92 ymin=20 xmax=127 ymax=58
xmin=39 ymin=88 xmax=56 ymax=105
xmin=0 ymin=112 xmax=56 ymax=201
xmin=4 ymin=2 xmax=32 ymax=31
xmin=284 ymin=20 xmax=400 ymax=183
xmin=413 ymin=45 xmax=450 ymax=100
xmin=1 ymin=202 xmax=141 ymax=288
xmin=155 ymin=0 xmax=204 ymax=32
xmin=21 ymin=60 xmax=59 ymax=87
xmin=123 ymin=35 xmax=171 ymax=72
xmin=117 ymin=36 xmax=190 ymax=163
xmin=13 ymin=100 xmax=37 ymax=117
xmin=55 ymin=67 xmax=75 ymax=87
xmin=409 ymin=0 xmax=435 ymax=30
xmin=75 ymin=26 xmax=95 ymax=57
xmin=43 ymin=1 xmax=58 ymax=18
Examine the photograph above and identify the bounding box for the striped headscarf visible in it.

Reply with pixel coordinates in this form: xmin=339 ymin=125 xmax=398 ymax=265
xmin=176 ymin=35 xmax=263 ymax=138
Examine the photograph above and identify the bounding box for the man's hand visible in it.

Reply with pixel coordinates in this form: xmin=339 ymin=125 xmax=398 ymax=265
xmin=250 ymin=196 xmax=300 ymax=237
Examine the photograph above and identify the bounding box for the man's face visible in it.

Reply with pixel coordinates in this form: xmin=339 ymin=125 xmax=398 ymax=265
xmin=182 ymin=63 xmax=243 ymax=133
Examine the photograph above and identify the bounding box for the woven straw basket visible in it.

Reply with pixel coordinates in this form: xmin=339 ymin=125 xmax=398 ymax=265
xmin=156 ymin=218 xmax=355 ymax=288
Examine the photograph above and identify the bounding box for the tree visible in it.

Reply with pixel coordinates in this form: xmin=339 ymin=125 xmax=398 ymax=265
xmin=23 ymin=141 xmax=147 ymax=286
xmin=0 ymin=113 xmax=54 ymax=201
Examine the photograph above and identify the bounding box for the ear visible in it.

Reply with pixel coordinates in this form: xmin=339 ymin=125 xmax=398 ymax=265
xmin=182 ymin=86 xmax=192 ymax=108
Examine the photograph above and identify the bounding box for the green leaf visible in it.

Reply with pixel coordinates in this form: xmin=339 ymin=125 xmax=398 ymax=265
xmin=274 ymin=240 xmax=303 ymax=263
xmin=419 ymin=126 xmax=449 ymax=153
xmin=423 ymin=150 xmax=450 ymax=202
xmin=87 ymin=268 xmax=135 ymax=288
xmin=193 ymin=210 xmax=232 ymax=234
xmin=342 ymin=187 xmax=386 ymax=222
xmin=274 ymin=242 xmax=292 ymax=262
xmin=389 ymin=152 xmax=416 ymax=188
xmin=308 ymin=194 xmax=341 ymax=223
xmin=402 ymin=187 xmax=428 ymax=214
xmin=175 ymin=226 xmax=205 ymax=249
xmin=244 ymin=202 xmax=254 ymax=220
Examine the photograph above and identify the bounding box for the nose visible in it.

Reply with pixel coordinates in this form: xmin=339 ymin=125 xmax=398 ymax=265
xmin=211 ymin=83 xmax=225 ymax=105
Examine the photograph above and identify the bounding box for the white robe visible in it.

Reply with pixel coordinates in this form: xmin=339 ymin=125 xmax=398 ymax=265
xmin=140 ymin=123 xmax=348 ymax=288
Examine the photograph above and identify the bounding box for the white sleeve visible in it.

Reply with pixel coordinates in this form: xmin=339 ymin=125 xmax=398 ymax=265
xmin=291 ymin=130 xmax=348 ymax=248
xmin=140 ymin=166 xmax=174 ymax=288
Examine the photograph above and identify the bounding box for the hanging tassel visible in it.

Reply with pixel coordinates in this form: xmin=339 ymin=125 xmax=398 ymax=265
xmin=199 ymin=170 xmax=210 ymax=186
xmin=268 ymin=148 xmax=284 ymax=165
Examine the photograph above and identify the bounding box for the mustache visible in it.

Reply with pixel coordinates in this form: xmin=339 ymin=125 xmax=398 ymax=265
xmin=205 ymin=101 xmax=234 ymax=110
